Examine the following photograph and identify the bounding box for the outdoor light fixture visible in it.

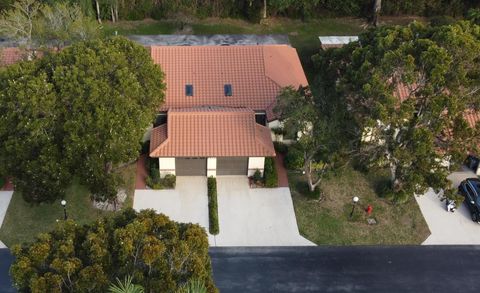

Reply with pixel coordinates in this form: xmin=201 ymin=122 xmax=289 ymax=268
xmin=350 ymin=196 xmax=359 ymax=219
xmin=61 ymin=200 xmax=68 ymax=220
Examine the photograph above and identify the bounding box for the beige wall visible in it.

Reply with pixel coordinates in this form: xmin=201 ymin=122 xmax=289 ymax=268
xmin=248 ymin=157 xmax=265 ymax=176
xmin=159 ymin=157 xmax=175 ymax=178
xmin=207 ymin=157 xmax=217 ymax=177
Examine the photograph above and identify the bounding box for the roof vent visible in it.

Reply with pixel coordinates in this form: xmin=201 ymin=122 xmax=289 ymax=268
xmin=186 ymin=84 xmax=193 ymax=96
xmin=224 ymin=84 xmax=232 ymax=96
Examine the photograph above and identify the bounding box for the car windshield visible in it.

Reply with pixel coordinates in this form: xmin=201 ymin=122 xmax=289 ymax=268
xmin=471 ymin=180 xmax=480 ymax=194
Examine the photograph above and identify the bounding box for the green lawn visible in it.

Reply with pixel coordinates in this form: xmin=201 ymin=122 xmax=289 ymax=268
xmin=0 ymin=163 xmax=136 ymax=247
xmin=103 ymin=17 xmax=365 ymax=82
xmin=290 ymin=166 xmax=430 ymax=245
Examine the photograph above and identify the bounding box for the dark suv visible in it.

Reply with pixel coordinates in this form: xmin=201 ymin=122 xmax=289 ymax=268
xmin=458 ymin=178 xmax=480 ymax=222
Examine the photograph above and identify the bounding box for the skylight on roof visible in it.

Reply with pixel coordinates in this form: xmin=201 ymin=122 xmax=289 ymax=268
xmin=186 ymin=84 xmax=193 ymax=96
xmin=224 ymin=84 xmax=232 ymax=96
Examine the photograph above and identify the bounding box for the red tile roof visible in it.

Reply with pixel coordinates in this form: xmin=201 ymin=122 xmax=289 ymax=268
xmin=394 ymin=83 xmax=479 ymax=128
xmin=0 ymin=47 xmax=24 ymax=66
xmin=149 ymin=45 xmax=308 ymax=121
xmin=150 ymin=107 xmax=275 ymax=157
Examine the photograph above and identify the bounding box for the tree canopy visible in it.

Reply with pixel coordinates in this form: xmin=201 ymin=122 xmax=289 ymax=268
xmin=0 ymin=0 xmax=100 ymax=53
xmin=313 ymin=21 xmax=480 ymax=202
xmin=274 ymin=85 xmax=352 ymax=193
xmin=10 ymin=209 xmax=218 ymax=293
xmin=0 ymin=37 xmax=165 ymax=202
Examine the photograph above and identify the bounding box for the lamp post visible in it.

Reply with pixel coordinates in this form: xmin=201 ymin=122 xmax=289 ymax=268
xmin=61 ymin=200 xmax=68 ymax=220
xmin=350 ymin=196 xmax=359 ymax=219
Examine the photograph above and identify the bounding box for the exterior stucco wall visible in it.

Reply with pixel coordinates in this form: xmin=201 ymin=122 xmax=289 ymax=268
xmin=159 ymin=157 xmax=175 ymax=178
xmin=207 ymin=157 xmax=217 ymax=177
xmin=248 ymin=157 xmax=265 ymax=176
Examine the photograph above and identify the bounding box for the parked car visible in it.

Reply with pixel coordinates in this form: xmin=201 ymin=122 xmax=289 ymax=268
xmin=458 ymin=178 xmax=480 ymax=222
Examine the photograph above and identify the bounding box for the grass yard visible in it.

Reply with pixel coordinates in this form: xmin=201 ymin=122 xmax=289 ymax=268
xmin=0 ymin=163 xmax=136 ymax=247
xmin=290 ymin=166 xmax=430 ymax=245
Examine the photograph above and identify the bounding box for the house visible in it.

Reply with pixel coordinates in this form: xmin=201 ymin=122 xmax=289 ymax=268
xmin=148 ymin=45 xmax=308 ymax=177
xmin=361 ymin=82 xmax=480 ymax=175
xmin=318 ymin=36 xmax=358 ymax=49
xmin=1 ymin=40 xmax=308 ymax=178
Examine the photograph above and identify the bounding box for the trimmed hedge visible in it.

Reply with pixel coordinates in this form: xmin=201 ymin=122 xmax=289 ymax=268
xmin=264 ymin=157 xmax=278 ymax=188
xmin=207 ymin=177 xmax=219 ymax=235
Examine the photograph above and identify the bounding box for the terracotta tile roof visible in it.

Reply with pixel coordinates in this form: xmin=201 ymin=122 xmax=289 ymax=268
xmin=150 ymin=107 xmax=276 ymax=157
xmin=0 ymin=47 xmax=24 ymax=66
xmin=150 ymin=45 xmax=308 ymax=121
xmin=464 ymin=109 xmax=480 ymax=129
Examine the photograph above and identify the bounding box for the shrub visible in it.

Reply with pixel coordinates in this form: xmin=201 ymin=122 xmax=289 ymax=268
xmin=207 ymin=177 xmax=219 ymax=235
xmin=273 ymin=142 xmax=288 ymax=154
xmin=252 ymin=169 xmax=262 ymax=182
xmin=264 ymin=157 xmax=278 ymax=188
xmin=146 ymin=156 xmax=159 ymax=178
xmin=0 ymin=177 xmax=4 ymax=189
xmin=146 ymin=176 xmax=163 ymax=190
xmin=284 ymin=147 xmax=304 ymax=170
xmin=162 ymin=174 xmax=176 ymax=189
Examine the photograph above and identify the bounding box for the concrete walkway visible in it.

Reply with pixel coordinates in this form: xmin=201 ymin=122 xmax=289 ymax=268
xmin=415 ymin=167 xmax=480 ymax=245
xmin=133 ymin=176 xmax=209 ymax=231
xmin=214 ymin=176 xmax=314 ymax=246
xmin=0 ymin=191 xmax=13 ymax=249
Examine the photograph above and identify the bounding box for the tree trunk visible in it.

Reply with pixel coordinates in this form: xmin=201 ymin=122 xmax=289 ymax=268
xmin=111 ymin=5 xmax=115 ymax=22
xmin=115 ymin=1 xmax=119 ymax=22
xmin=95 ymin=0 xmax=102 ymax=24
xmin=263 ymin=0 xmax=267 ymax=19
xmin=372 ymin=0 xmax=381 ymax=27
xmin=304 ymin=159 xmax=322 ymax=192
xmin=389 ymin=162 xmax=400 ymax=191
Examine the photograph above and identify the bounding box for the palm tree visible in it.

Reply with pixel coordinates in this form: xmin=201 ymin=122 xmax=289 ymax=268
xmin=109 ymin=275 xmax=144 ymax=293
xmin=177 ymin=279 xmax=208 ymax=293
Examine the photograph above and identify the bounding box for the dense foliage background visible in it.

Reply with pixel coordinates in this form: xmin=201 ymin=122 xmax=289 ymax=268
xmin=1 ymin=0 xmax=479 ymax=22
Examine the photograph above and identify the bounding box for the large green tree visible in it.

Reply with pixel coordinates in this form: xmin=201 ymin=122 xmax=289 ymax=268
xmin=11 ymin=209 xmax=218 ymax=293
xmin=0 ymin=37 xmax=165 ymax=202
xmin=274 ymin=86 xmax=351 ymax=193
xmin=314 ymin=21 xmax=480 ymax=202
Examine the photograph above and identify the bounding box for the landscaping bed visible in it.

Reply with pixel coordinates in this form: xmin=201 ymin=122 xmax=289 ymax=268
xmin=289 ymin=167 xmax=430 ymax=245
xmin=145 ymin=156 xmax=176 ymax=189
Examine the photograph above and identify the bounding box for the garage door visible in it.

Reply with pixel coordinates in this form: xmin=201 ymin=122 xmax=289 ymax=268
xmin=175 ymin=158 xmax=207 ymax=176
xmin=217 ymin=157 xmax=248 ymax=175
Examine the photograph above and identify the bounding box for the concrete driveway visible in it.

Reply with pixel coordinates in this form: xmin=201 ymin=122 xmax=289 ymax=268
xmin=133 ymin=176 xmax=210 ymax=232
xmin=213 ymin=176 xmax=314 ymax=246
xmin=416 ymin=167 xmax=480 ymax=245
xmin=0 ymin=191 xmax=13 ymax=249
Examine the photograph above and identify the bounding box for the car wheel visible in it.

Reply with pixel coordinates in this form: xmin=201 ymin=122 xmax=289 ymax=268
xmin=472 ymin=213 xmax=479 ymax=223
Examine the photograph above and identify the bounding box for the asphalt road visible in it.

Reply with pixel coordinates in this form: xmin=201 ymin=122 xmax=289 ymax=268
xmin=0 ymin=249 xmax=15 ymax=292
xmin=210 ymin=246 xmax=480 ymax=293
